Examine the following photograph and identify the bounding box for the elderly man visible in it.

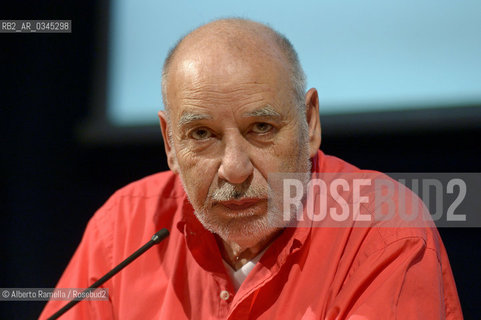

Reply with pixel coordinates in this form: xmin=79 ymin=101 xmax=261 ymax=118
xmin=41 ymin=19 xmax=462 ymax=319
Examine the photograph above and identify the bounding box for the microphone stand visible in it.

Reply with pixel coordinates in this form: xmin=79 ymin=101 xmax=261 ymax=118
xmin=47 ymin=228 xmax=170 ymax=320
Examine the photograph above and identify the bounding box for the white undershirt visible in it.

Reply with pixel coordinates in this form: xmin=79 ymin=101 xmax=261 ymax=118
xmin=222 ymin=249 xmax=266 ymax=291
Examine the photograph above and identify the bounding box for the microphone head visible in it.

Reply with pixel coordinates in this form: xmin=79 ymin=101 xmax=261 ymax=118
xmin=151 ymin=228 xmax=169 ymax=243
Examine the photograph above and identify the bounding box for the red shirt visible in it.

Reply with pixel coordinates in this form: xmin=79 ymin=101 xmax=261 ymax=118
xmin=40 ymin=151 xmax=462 ymax=319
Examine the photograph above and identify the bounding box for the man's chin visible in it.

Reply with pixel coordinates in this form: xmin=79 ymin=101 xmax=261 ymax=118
xmin=194 ymin=211 xmax=280 ymax=245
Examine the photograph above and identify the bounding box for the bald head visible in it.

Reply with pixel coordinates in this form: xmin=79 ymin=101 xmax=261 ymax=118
xmin=161 ymin=18 xmax=306 ymax=115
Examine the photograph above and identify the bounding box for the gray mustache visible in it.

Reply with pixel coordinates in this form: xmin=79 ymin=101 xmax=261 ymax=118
xmin=209 ymin=183 xmax=268 ymax=201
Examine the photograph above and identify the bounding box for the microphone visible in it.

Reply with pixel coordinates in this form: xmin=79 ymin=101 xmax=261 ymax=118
xmin=47 ymin=228 xmax=170 ymax=320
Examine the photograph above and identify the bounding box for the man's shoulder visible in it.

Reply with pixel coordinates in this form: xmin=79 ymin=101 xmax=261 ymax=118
xmin=318 ymin=152 xmax=362 ymax=173
xmin=91 ymin=170 xmax=186 ymax=231
xmin=314 ymin=151 xmax=440 ymax=250
xmin=316 ymin=151 xmax=384 ymax=178
xmin=110 ymin=170 xmax=185 ymax=201
xmin=315 ymin=151 xmax=391 ymax=186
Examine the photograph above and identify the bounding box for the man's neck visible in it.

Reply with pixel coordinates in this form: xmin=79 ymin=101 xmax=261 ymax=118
xmin=215 ymin=229 xmax=282 ymax=271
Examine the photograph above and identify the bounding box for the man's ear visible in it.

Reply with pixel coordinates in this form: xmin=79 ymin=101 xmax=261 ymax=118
xmin=158 ymin=110 xmax=180 ymax=174
xmin=304 ymin=88 xmax=322 ymax=158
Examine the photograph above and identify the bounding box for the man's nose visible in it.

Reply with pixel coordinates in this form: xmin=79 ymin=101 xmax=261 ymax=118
xmin=218 ymin=135 xmax=254 ymax=184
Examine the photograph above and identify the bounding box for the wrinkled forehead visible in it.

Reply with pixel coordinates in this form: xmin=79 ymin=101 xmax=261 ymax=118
xmin=176 ymin=50 xmax=285 ymax=87
xmin=165 ymin=34 xmax=293 ymax=118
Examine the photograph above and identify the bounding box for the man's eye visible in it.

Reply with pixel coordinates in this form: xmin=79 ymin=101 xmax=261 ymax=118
xmin=190 ymin=128 xmax=212 ymax=140
xmin=251 ymin=122 xmax=273 ymax=134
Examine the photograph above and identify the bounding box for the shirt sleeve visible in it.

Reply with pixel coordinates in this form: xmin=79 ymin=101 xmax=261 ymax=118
xmin=39 ymin=207 xmax=115 ymax=320
xmin=324 ymin=234 xmax=463 ymax=320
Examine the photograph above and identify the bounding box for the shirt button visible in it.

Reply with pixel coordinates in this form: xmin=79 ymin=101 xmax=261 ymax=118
xmin=219 ymin=290 xmax=230 ymax=301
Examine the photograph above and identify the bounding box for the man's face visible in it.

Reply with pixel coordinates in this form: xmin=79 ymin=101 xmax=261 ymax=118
xmin=162 ymin=45 xmax=312 ymax=245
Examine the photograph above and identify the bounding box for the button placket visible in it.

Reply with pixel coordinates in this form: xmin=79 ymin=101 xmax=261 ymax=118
xmin=219 ymin=290 xmax=230 ymax=301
